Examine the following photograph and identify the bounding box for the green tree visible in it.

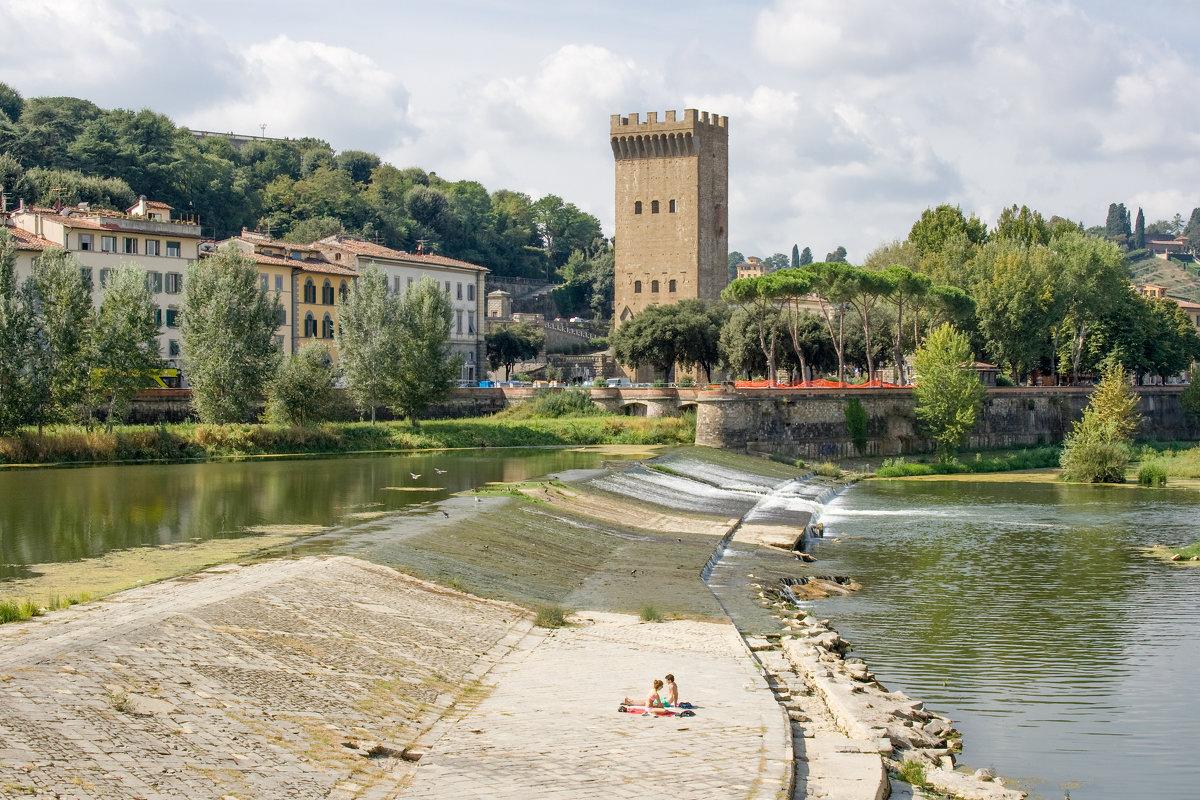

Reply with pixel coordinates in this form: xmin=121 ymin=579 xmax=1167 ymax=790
xmin=1051 ymin=231 xmax=1128 ymax=382
xmin=1181 ymin=367 xmax=1200 ymax=423
xmin=1184 ymin=207 xmax=1200 ymax=254
xmin=393 ymin=276 xmax=459 ymax=426
xmin=972 ymin=241 xmax=1061 ymax=382
xmin=611 ymin=304 xmax=683 ymax=381
xmin=721 ymin=276 xmax=783 ymax=383
xmin=763 ymin=253 xmax=789 ymax=272
xmin=0 ymin=232 xmax=34 ymax=434
xmin=264 ymin=341 xmax=339 ymax=426
xmin=912 ymin=324 xmax=984 ymax=460
xmin=486 ymin=323 xmax=544 ymax=381
xmin=791 ymin=244 xmax=800 ymax=270
xmin=768 ymin=269 xmax=818 ymax=383
xmin=882 ymin=264 xmax=931 ymax=385
xmin=1060 ymin=362 xmax=1137 ymax=483
xmin=181 ymin=245 xmax=282 ymax=423
xmin=844 ymin=267 xmax=894 ymax=380
xmin=806 ymin=262 xmax=859 ymax=383
xmin=91 ymin=266 xmax=160 ymax=429
xmin=335 ymin=265 xmax=398 ymax=423
xmin=993 ymin=204 xmax=1050 ymax=247
xmin=844 ymin=397 xmax=869 ymax=455
xmin=908 ymin=204 xmax=988 ymax=257
xmin=670 ymin=298 xmax=730 ymax=383
xmin=1133 ymin=207 xmax=1145 ymax=250
xmin=28 ymin=247 xmax=93 ymax=429
xmin=0 ymin=82 xmax=23 ymax=123
xmin=799 ymin=246 xmax=813 ymax=266
xmin=727 ymin=250 xmax=745 ymax=284
xmin=825 ymin=246 xmax=848 ymax=263
xmin=1105 ymin=202 xmax=1131 ymax=247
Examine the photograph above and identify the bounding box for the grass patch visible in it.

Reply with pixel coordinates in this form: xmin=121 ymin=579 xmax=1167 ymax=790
xmin=874 ymin=446 xmax=1062 ymax=478
xmin=1134 ymin=443 xmax=1200 ymax=481
xmin=0 ymin=414 xmax=695 ymax=467
xmin=1138 ymin=463 xmax=1168 ymax=487
xmin=495 ymin=388 xmax=607 ymax=420
xmin=895 ymin=758 xmax=927 ymax=787
xmin=534 ymin=605 xmax=569 ymax=629
xmin=640 ymin=604 xmax=663 ymax=622
xmin=813 ymin=461 xmax=843 ymax=479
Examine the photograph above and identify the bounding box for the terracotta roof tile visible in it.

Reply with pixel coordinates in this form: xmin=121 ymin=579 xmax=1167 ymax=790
xmin=316 ymin=235 xmax=488 ymax=272
xmin=2 ymin=225 xmax=57 ymax=251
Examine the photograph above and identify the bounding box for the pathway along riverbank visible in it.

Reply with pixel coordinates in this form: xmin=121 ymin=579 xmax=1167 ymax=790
xmin=0 ymin=447 xmax=1023 ymax=799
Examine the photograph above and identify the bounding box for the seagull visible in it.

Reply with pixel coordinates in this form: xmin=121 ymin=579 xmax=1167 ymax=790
xmin=441 ymin=510 xmax=449 ymax=518
xmin=410 ymin=473 xmax=421 ymax=479
xmin=434 ymin=468 xmax=447 ymax=474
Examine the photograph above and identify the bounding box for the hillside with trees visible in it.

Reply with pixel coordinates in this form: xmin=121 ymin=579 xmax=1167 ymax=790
xmin=0 ymin=82 xmax=612 ymax=300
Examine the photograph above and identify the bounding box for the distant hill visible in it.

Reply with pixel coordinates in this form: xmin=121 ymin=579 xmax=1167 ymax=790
xmin=1126 ymin=249 xmax=1200 ymax=302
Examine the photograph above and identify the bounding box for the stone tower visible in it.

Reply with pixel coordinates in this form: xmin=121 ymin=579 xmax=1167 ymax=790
xmin=610 ymin=109 xmax=728 ymax=324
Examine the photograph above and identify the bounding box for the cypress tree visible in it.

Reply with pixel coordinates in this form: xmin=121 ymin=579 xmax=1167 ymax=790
xmin=791 ymin=244 xmax=800 ymax=270
xmin=1134 ymin=208 xmax=1145 ymax=250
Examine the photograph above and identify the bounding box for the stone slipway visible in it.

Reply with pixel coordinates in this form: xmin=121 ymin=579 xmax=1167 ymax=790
xmin=0 ymin=557 xmax=792 ymax=800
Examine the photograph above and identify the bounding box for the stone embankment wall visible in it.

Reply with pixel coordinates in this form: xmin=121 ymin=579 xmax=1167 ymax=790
xmin=694 ymin=386 xmax=1199 ymax=459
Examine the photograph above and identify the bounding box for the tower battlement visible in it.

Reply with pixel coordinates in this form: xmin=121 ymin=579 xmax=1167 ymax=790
xmin=610 ymin=109 xmax=728 ymax=160
xmin=609 ymin=109 xmax=728 ymax=133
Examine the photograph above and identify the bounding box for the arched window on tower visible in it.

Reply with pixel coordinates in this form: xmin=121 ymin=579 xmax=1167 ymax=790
xmin=651 ymin=280 xmax=660 ymax=293
xmin=634 ymin=281 xmax=642 ymax=294
xmin=668 ymin=279 xmax=677 ymax=293
xmin=634 ymin=201 xmax=642 ymax=214
xmin=669 ymin=199 xmax=677 ymax=213
xmin=651 ymin=200 xmax=660 ymax=214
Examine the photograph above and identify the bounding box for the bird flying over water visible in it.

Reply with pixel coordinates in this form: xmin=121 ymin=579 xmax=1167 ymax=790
xmin=434 ymin=468 xmax=447 ymax=474
xmin=410 ymin=472 xmax=421 ymax=479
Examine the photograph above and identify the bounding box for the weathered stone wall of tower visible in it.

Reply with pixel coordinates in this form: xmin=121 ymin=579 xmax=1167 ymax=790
xmin=610 ymin=109 xmax=728 ymax=324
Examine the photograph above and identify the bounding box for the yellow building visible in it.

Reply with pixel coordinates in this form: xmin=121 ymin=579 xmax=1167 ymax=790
xmin=9 ymin=197 xmax=203 ymax=363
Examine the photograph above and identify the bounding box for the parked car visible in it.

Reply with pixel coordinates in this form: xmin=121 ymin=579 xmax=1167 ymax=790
xmin=606 ymin=377 xmax=632 ymax=388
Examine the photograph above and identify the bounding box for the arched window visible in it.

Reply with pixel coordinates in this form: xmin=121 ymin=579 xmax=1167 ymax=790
xmin=304 ymin=312 xmax=316 ymax=337
xmin=634 ymin=280 xmax=642 ymax=293
xmin=668 ymin=279 xmax=677 ymax=292
xmin=304 ymin=278 xmax=316 ymax=304
xmin=322 ymin=313 xmax=334 ymax=339
xmin=339 ymin=281 xmax=348 ymax=303
xmin=634 ymin=201 xmax=643 ymax=214
xmin=651 ymin=280 xmax=660 ymax=293
xmin=651 ymin=200 xmax=660 ymax=214
xmin=322 ymin=279 xmax=334 ymax=305
xmin=669 ymin=199 xmax=677 ymax=213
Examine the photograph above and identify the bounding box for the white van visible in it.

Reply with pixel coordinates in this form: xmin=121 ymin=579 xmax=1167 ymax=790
xmin=606 ymin=377 xmax=633 ymax=388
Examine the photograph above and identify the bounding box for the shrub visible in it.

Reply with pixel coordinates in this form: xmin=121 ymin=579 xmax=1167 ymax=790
xmin=499 ymin=388 xmax=606 ymax=420
xmin=814 ymin=461 xmax=843 ymax=478
xmin=1138 ymin=463 xmax=1168 ymax=487
xmin=640 ymin=604 xmax=663 ymax=622
xmin=1181 ymin=367 xmax=1200 ymax=422
xmin=592 ymin=377 xmax=607 ymax=388
xmin=844 ymin=397 xmax=868 ymax=455
xmin=263 ymin=342 xmax=340 ymax=426
xmin=534 ymin=605 xmax=568 ymax=629
xmin=1060 ymin=409 xmax=1128 ymax=482
xmin=677 ymin=375 xmax=696 ymax=387
xmin=995 ymin=373 xmax=1015 ymax=387
xmin=896 ymin=758 xmax=927 ymax=786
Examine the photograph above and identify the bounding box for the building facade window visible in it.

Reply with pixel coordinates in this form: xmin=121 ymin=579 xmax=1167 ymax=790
xmin=407 ymin=276 xmax=414 ymax=287
xmin=147 ymin=272 xmax=163 ymax=293
xmin=275 ymin=274 xmax=283 ymax=292
xmin=339 ymin=281 xmax=348 ymax=303
xmin=322 ymin=279 xmax=334 ymax=305
xmin=121 ymin=237 xmax=137 ymax=255
xmin=154 ymin=308 xmax=163 ymax=326
xmin=668 ymin=279 xmax=677 ymax=292
xmin=260 ymin=274 xmax=268 ymax=291
xmin=168 ymin=339 xmax=180 ymax=356
xmin=445 ymin=281 xmax=452 ymax=294
xmin=165 ymin=272 xmax=183 ymax=294
xmin=166 ymin=308 xmax=179 ymax=328
xmin=634 ymin=201 xmax=642 ymax=214
xmin=79 ymin=234 xmax=94 ymax=251
xmin=321 ymin=313 xmax=334 ymax=339
xmin=101 ymin=236 xmax=116 ymax=253
xmin=393 ymin=276 xmax=402 ymax=294
xmin=276 ymin=308 xmax=286 ymax=326
xmin=166 ymin=241 xmax=181 ymax=258
xmin=304 ymin=312 xmax=316 ymax=338
xmin=651 ymin=280 xmax=660 ymax=292
xmin=304 ymin=278 xmax=316 ymax=304
xmin=99 ymin=268 xmax=112 ymax=287
xmin=467 ymin=283 xmax=475 ymax=301
xmin=145 ymin=239 xmax=160 ymax=256
xmin=456 ymin=310 xmax=463 ymax=334
xmin=651 ymin=200 xmax=660 ymax=214
xmin=467 ymin=311 xmax=475 ymax=334
xmin=669 ymin=199 xmax=677 ymax=213
xmin=80 ymin=268 xmax=93 ymax=291
xmin=634 ymin=280 xmax=642 ymax=293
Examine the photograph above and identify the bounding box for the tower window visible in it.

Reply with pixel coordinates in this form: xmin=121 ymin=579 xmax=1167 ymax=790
xmin=669 ymin=279 xmax=677 ymax=292
xmin=651 ymin=280 xmax=660 ymax=293
xmin=634 ymin=281 xmax=642 ymax=294
xmin=634 ymin=201 xmax=642 ymax=214
xmin=651 ymin=200 xmax=660 ymax=214
xmin=669 ymin=199 xmax=677 ymax=213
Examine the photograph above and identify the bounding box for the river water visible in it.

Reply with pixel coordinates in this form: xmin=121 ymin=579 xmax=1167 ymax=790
xmin=2 ymin=454 xmax=1198 ymax=799
xmin=814 ymin=478 xmax=1200 ymax=800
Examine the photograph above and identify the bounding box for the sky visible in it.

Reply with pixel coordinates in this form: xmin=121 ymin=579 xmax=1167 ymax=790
xmin=3 ymin=0 xmax=1199 ymax=262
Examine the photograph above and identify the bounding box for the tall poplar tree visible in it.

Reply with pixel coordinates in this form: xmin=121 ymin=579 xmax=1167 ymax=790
xmin=28 ymin=247 xmax=93 ymax=429
xmin=913 ymin=324 xmax=983 ymax=460
xmin=92 ymin=266 xmax=160 ymax=429
xmin=181 ymin=245 xmax=282 ymax=423
xmin=336 ymin=265 xmax=399 ymax=423
xmin=392 ymin=276 xmax=459 ymax=427
xmin=0 ymin=232 xmax=34 ymax=435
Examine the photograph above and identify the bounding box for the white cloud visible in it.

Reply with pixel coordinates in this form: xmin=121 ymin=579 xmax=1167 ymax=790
xmin=185 ymin=36 xmax=413 ymax=152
